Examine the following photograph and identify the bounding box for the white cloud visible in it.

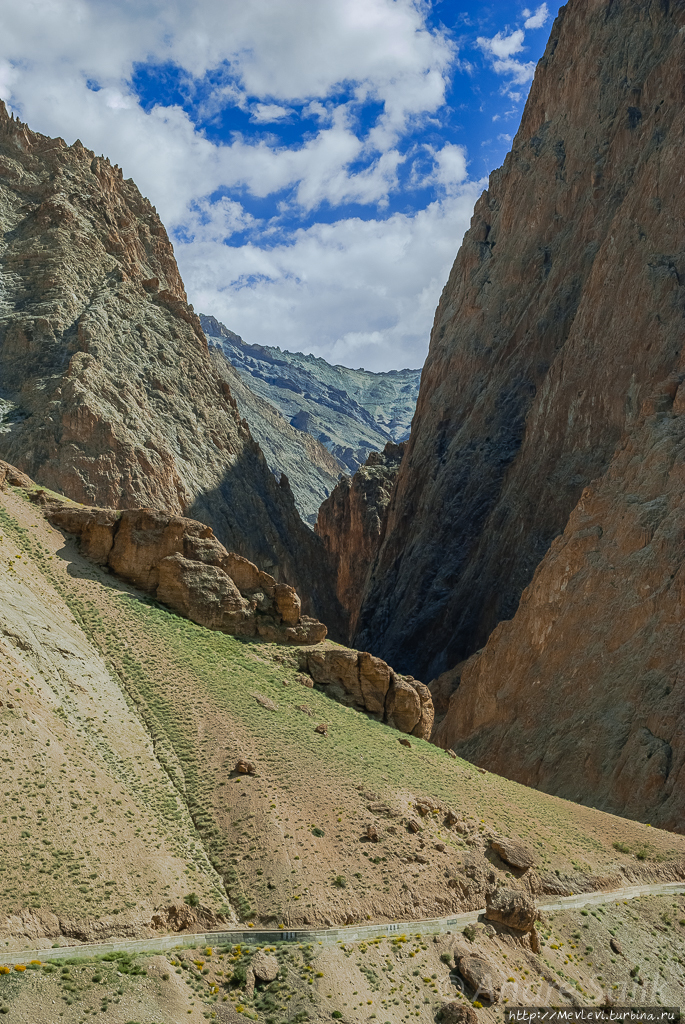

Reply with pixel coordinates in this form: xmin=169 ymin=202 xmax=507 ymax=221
xmin=0 ymin=0 xmax=457 ymax=223
xmin=477 ymin=25 xmax=536 ymax=87
xmin=414 ymin=143 xmax=468 ymax=194
xmin=177 ymin=182 xmax=483 ymax=371
xmin=524 ymin=4 xmax=549 ymax=29
xmin=478 ymin=29 xmax=525 ymax=60
xmin=250 ymin=103 xmax=293 ymax=123
xmin=493 ymin=57 xmax=536 ymax=85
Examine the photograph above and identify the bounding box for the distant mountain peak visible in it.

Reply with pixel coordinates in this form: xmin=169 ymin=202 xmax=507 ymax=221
xmin=199 ymin=314 xmax=421 ymax=478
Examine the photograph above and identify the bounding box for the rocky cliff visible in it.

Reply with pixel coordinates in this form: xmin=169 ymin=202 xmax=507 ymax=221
xmin=0 ymin=102 xmax=342 ymax=632
xmin=353 ymin=0 xmax=685 ymax=686
xmin=432 ymin=390 xmax=685 ymax=831
xmin=316 ymin=441 xmax=404 ymax=638
xmin=200 ymin=314 xmax=420 ymax=475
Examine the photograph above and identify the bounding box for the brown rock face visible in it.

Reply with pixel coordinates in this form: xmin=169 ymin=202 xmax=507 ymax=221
xmin=316 ymin=442 xmax=404 ymax=639
xmin=46 ymin=502 xmax=326 ymax=644
xmin=432 ymin=406 xmax=685 ymax=829
xmin=349 ymin=1 xmax=685 ymax=681
xmin=484 ymin=888 xmax=537 ymax=934
xmin=298 ymin=644 xmax=434 ymax=738
xmin=0 ymin=102 xmax=342 ymax=634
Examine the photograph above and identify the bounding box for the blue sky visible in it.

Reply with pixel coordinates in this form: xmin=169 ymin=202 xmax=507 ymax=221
xmin=0 ymin=0 xmax=560 ymax=370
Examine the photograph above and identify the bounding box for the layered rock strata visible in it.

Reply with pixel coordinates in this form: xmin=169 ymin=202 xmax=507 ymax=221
xmin=297 ymin=644 xmax=434 ymax=739
xmin=45 ymin=500 xmax=327 ymax=644
xmin=316 ymin=442 xmax=404 ymax=639
xmin=351 ymin=0 xmax=685 ymax=681
xmin=201 ymin=314 xmax=420 ymax=475
xmin=0 ymin=102 xmax=341 ymax=633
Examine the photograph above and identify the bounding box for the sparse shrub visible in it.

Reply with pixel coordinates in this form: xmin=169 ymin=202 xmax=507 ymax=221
xmin=463 ymin=925 xmax=477 ymax=942
xmin=184 ymin=892 xmax=200 ymax=907
xmin=312 ymin=827 xmax=325 ymax=837
xmin=613 ymin=841 xmax=630 ymax=853
xmin=440 ymin=952 xmax=452 ymax=965
xmin=332 ymin=1013 xmax=343 ymax=1019
xmin=473 ymin=1001 xmax=483 ymax=1008
xmin=333 ymin=875 xmax=347 ymax=888
xmin=231 ymin=963 xmax=248 ymax=987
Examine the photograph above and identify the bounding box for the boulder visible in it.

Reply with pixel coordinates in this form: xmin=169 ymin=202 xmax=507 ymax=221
xmin=251 ymin=950 xmax=279 ymax=982
xmin=0 ymin=460 xmax=34 ymax=490
xmin=485 ymin=887 xmax=537 ymax=932
xmin=273 ymin=582 xmax=301 ymax=625
xmin=305 ymin=648 xmax=362 ymax=704
xmin=234 ymin=760 xmax=256 ymax=775
xmin=298 ymin=643 xmax=435 ymax=738
xmin=439 ymin=1003 xmax=478 ymax=1024
xmin=457 ymin=953 xmax=502 ymax=1002
xmin=157 ymin=554 xmax=254 ymax=635
xmin=411 ymin=681 xmax=435 ymax=740
xmin=490 ymin=837 xmax=536 ymax=870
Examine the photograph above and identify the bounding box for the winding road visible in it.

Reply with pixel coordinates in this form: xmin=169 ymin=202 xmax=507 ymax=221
xmin=1 ymin=880 xmax=684 ymax=964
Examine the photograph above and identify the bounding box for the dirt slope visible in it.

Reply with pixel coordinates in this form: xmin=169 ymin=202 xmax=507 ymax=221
xmin=1 ymin=479 xmax=683 ymax=954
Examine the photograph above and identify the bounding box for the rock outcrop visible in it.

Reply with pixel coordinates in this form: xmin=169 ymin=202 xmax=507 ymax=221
xmin=0 ymin=102 xmax=342 ymax=634
xmin=201 ymin=314 xmax=420 ymax=476
xmin=298 ymin=643 xmax=434 ymax=739
xmin=316 ymin=442 xmax=404 ymax=639
xmin=484 ymin=888 xmax=537 ymax=934
xmin=349 ymin=0 xmax=685 ymax=682
xmin=45 ymin=501 xmax=326 ymax=644
xmin=489 ymin=837 xmax=535 ymax=871
xmin=454 ymin=949 xmax=503 ymax=1003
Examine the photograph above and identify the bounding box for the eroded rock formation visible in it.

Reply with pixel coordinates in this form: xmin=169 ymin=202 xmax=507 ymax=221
xmin=350 ymin=1 xmax=685 ymax=683
xmin=0 ymin=102 xmax=342 ymax=633
xmin=316 ymin=442 xmax=404 ymax=638
xmin=45 ymin=500 xmax=326 ymax=644
xmin=298 ymin=644 xmax=434 ymax=739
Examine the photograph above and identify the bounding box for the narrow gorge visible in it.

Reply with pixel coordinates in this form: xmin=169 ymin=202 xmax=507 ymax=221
xmin=321 ymin=0 xmax=685 ymax=830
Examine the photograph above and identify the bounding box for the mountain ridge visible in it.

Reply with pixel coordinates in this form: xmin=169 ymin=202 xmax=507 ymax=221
xmin=200 ymin=313 xmax=421 ymax=476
